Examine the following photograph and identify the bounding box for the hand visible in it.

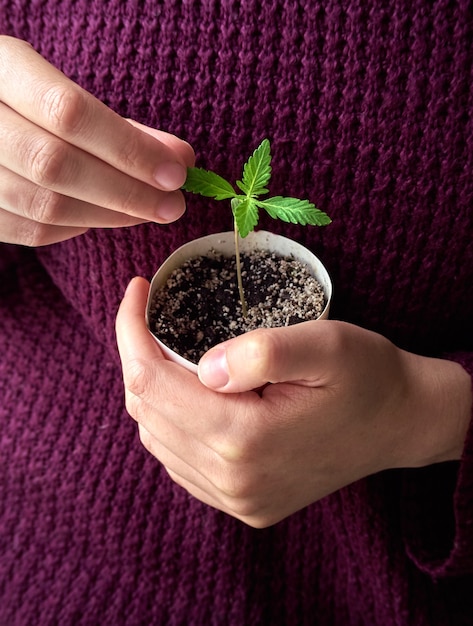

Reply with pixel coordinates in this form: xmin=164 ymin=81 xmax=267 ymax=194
xmin=116 ymin=277 xmax=472 ymax=527
xmin=0 ymin=36 xmax=195 ymax=246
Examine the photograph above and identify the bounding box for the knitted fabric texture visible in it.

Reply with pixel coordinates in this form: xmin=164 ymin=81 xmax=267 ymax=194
xmin=1 ymin=1 xmax=473 ymax=625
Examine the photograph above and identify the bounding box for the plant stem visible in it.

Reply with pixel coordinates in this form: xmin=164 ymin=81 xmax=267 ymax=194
xmin=233 ymin=218 xmax=248 ymax=317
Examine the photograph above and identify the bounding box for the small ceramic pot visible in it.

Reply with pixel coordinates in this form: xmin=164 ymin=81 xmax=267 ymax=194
xmin=146 ymin=230 xmax=332 ymax=373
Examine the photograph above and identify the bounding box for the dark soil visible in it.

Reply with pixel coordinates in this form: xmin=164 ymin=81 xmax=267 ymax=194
xmin=148 ymin=249 xmax=326 ymax=364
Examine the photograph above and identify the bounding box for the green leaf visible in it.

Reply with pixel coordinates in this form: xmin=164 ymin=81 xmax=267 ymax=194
xmin=182 ymin=167 xmax=236 ymax=200
xmin=236 ymin=180 xmax=269 ymax=196
xmin=257 ymin=197 xmax=332 ymax=226
xmin=237 ymin=138 xmax=272 ymax=198
xmin=232 ymin=198 xmax=260 ymax=238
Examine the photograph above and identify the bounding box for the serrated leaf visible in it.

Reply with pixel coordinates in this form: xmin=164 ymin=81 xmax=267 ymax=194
xmin=237 ymin=138 xmax=272 ymax=198
xmin=232 ymin=198 xmax=260 ymax=238
xmin=257 ymin=197 xmax=332 ymax=226
xmin=182 ymin=167 xmax=236 ymax=200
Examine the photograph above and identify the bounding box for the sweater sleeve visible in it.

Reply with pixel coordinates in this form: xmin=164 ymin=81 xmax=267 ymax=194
xmin=402 ymin=352 xmax=473 ymax=578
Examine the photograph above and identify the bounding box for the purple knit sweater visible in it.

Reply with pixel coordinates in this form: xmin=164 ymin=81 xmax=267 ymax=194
xmin=1 ymin=1 xmax=473 ymax=625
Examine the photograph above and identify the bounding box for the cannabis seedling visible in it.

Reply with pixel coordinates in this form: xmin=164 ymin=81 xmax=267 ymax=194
xmin=182 ymin=138 xmax=331 ymax=316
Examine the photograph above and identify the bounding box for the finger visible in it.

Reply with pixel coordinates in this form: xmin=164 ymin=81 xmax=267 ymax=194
xmin=139 ymin=423 xmax=258 ymax=524
xmin=125 ymin=119 xmax=195 ymax=169
xmin=165 ymin=466 xmax=239 ymax=520
xmin=138 ymin=423 xmax=228 ymax=501
xmin=164 ymin=467 xmax=273 ymax=528
xmin=0 ymin=102 xmax=186 ymax=223
xmin=0 ymin=37 xmax=194 ymax=191
xmin=116 ymin=276 xmax=166 ymax=366
xmin=198 ymin=321 xmax=335 ymax=393
xmin=116 ymin=277 xmax=258 ymax=440
xmin=0 ymin=164 xmax=147 ymax=228
xmin=116 ymin=277 xmax=201 ymax=400
xmin=0 ymin=205 xmax=88 ymax=246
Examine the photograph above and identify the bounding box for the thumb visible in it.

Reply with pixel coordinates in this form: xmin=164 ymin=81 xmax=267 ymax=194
xmin=197 ymin=321 xmax=330 ymax=393
xmin=116 ymin=276 xmax=165 ymax=368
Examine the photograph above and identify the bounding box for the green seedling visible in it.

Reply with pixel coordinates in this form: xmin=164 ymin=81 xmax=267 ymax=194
xmin=182 ymin=138 xmax=331 ymax=316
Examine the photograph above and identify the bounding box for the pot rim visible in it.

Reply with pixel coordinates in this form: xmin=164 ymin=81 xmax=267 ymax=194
xmin=146 ymin=230 xmax=332 ymax=373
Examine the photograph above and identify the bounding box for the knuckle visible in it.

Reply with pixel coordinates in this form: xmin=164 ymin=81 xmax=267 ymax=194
xmin=29 ymin=187 xmax=65 ymax=225
xmin=213 ymin=462 xmax=255 ymax=501
xmin=116 ymin=128 xmax=142 ymax=171
xmin=124 ymin=390 xmax=143 ymax=421
xmin=18 ymin=220 xmax=52 ymax=247
xmin=225 ymin=494 xmax=262 ymax=520
xmin=212 ymin=439 xmax=248 ymax=464
xmin=125 ymin=358 xmax=153 ymax=400
xmin=116 ymin=183 xmax=143 ymax=217
xmin=137 ymin=424 xmax=154 ymax=451
xmin=244 ymin=329 xmax=280 ymax=379
xmin=228 ymin=499 xmax=256 ymax=518
xmin=115 ymin=178 xmax=163 ymax=219
xmin=211 ymin=410 xmax=263 ymax=465
xmin=215 ymin=474 xmax=243 ymax=500
xmin=242 ymin=513 xmax=277 ymax=529
xmin=40 ymin=84 xmax=89 ymax=136
xmin=220 ymin=489 xmax=278 ymax=527
xmin=28 ymin=136 xmax=69 ymax=188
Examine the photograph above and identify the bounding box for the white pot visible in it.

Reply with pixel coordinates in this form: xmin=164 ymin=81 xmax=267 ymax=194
xmin=146 ymin=230 xmax=332 ymax=373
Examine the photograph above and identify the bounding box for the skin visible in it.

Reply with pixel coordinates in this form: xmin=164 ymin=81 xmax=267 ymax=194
xmin=3 ymin=38 xmax=471 ymax=530
xmin=116 ymin=277 xmax=472 ymax=528
xmin=0 ymin=36 xmax=195 ymax=246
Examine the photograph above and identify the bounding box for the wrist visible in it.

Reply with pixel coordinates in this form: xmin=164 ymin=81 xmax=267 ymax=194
xmin=395 ymin=352 xmax=472 ymax=468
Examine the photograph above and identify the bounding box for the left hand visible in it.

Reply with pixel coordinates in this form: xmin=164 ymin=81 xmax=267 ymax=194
xmin=0 ymin=37 xmax=194 ymax=246
xmin=116 ymin=277 xmax=472 ymax=527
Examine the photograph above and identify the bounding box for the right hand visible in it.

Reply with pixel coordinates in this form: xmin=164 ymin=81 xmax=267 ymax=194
xmin=0 ymin=36 xmax=195 ymax=246
xmin=116 ymin=278 xmax=472 ymax=528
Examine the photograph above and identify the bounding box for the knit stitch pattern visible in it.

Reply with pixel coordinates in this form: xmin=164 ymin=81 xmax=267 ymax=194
xmin=1 ymin=1 xmax=473 ymax=624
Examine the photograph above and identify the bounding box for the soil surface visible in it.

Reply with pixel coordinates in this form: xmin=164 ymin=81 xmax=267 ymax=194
xmin=148 ymin=249 xmax=326 ymax=364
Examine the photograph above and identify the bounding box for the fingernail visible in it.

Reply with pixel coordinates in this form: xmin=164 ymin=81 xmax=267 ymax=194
xmin=198 ymin=347 xmax=229 ymax=389
xmin=156 ymin=192 xmax=186 ymax=223
xmin=153 ymin=162 xmax=187 ymax=190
